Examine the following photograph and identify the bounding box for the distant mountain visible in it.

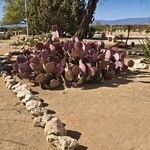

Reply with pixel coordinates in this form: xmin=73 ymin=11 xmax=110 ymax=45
xmin=95 ymin=17 xmax=150 ymax=25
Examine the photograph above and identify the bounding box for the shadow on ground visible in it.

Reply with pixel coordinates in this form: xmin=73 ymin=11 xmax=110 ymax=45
xmin=67 ymin=131 xmax=88 ymax=149
xmin=81 ymin=69 xmax=150 ymax=90
xmin=1 ymin=52 xmax=150 ymax=150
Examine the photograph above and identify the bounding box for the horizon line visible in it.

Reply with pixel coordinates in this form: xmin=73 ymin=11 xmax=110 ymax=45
xmin=95 ymin=16 xmax=150 ymax=21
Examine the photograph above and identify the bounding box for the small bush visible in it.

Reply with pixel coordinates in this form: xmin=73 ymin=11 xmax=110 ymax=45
xmin=10 ymin=33 xmax=52 ymax=47
xmin=140 ymin=38 xmax=150 ymax=63
xmin=140 ymin=38 xmax=150 ymax=58
xmin=145 ymin=28 xmax=150 ymax=33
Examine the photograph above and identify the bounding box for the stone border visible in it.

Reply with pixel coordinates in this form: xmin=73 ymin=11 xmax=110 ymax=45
xmin=0 ymin=71 xmax=78 ymax=150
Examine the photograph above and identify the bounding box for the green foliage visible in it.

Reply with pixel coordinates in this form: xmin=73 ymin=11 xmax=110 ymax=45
xmin=23 ymin=33 xmax=51 ymax=47
xmin=145 ymin=26 xmax=150 ymax=33
xmin=3 ymin=0 xmax=86 ymax=36
xmin=86 ymin=26 xmax=95 ymax=38
xmin=10 ymin=39 xmax=24 ymax=46
xmin=93 ymin=23 xmax=107 ymax=32
xmin=142 ymin=58 xmax=150 ymax=64
xmin=10 ymin=33 xmax=52 ymax=47
xmin=0 ymin=32 xmax=11 ymax=40
xmin=3 ymin=0 xmax=25 ymax=24
xmin=140 ymin=38 xmax=150 ymax=58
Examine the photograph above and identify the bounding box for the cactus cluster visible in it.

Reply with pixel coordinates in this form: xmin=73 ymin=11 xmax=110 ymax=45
xmin=11 ymin=38 xmax=134 ymax=89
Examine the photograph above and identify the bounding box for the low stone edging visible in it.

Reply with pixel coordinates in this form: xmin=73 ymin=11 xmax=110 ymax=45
xmin=0 ymin=71 xmax=78 ymax=150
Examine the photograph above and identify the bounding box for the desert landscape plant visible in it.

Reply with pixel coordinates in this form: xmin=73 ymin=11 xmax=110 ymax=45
xmin=8 ymin=35 xmax=135 ymax=89
xmin=140 ymin=38 xmax=150 ymax=64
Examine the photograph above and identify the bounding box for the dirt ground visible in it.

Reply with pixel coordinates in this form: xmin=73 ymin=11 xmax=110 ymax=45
xmin=0 ymin=77 xmax=54 ymax=150
xmin=0 ymin=40 xmax=150 ymax=150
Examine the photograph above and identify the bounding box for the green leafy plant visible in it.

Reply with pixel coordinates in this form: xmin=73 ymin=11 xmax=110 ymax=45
xmin=140 ymin=38 xmax=150 ymax=64
xmin=140 ymin=38 xmax=150 ymax=58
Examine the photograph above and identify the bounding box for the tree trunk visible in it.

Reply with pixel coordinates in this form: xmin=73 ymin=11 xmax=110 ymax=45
xmin=74 ymin=0 xmax=99 ymax=40
xmin=125 ymin=25 xmax=131 ymax=47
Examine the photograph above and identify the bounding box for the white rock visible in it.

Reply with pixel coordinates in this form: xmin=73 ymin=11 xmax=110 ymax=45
xmin=6 ymin=82 xmax=13 ymax=89
xmin=4 ymin=52 xmax=11 ymax=58
xmin=136 ymin=52 xmax=141 ymax=56
xmin=46 ymin=134 xmax=77 ymax=150
xmin=4 ymin=75 xmax=12 ymax=82
xmin=11 ymin=82 xmax=21 ymax=90
xmin=6 ymin=78 xmax=16 ymax=83
xmin=8 ymin=84 xmax=12 ymax=90
xmin=42 ymin=113 xmax=54 ymax=125
xmin=6 ymin=79 xmax=17 ymax=89
xmin=17 ymin=88 xmax=31 ymax=99
xmin=6 ymin=79 xmax=16 ymax=85
xmin=26 ymin=100 xmax=42 ymax=111
xmin=5 ymin=81 xmax=11 ymax=87
xmin=12 ymin=84 xmax=30 ymax=94
xmin=134 ymin=59 xmax=143 ymax=64
xmin=12 ymin=84 xmax=24 ymax=93
xmin=141 ymin=63 xmax=149 ymax=69
xmin=2 ymin=73 xmax=8 ymax=78
xmin=131 ymin=51 xmax=136 ymax=55
xmin=30 ymin=107 xmax=47 ymax=117
xmin=44 ymin=117 xmax=67 ymax=136
xmin=21 ymin=93 xmax=41 ymax=104
xmin=134 ymin=63 xmax=149 ymax=69
xmin=33 ymin=116 xmax=42 ymax=127
xmin=33 ymin=113 xmax=54 ymax=127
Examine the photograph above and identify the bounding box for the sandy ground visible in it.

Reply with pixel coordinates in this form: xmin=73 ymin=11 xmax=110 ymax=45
xmin=0 ymin=40 xmax=150 ymax=150
xmin=0 ymin=77 xmax=54 ymax=150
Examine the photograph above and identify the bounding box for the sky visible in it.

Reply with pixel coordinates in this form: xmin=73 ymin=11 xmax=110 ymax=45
xmin=0 ymin=0 xmax=3 ymax=21
xmin=95 ymin=0 xmax=150 ymax=20
xmin=0 ymin=0 xmax=150 ymax=21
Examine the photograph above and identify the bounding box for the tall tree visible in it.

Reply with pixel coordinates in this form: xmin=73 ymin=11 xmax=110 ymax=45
xmin=3 ymin=0 xmax=86 ymax=35
xmin=27 ymin=0 xmax=42 ymax=35
xmin=74 ymin=0 xmax=99 ymax=40
xmin=3 ymin=0 xmax=25 ymax=24
xmin=125 ymin=25 xmax=131 ymax=47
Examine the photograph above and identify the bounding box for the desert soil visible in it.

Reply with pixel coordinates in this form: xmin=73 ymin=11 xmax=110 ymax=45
xmin=0 ymin=40 xmax=150 ymax=150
